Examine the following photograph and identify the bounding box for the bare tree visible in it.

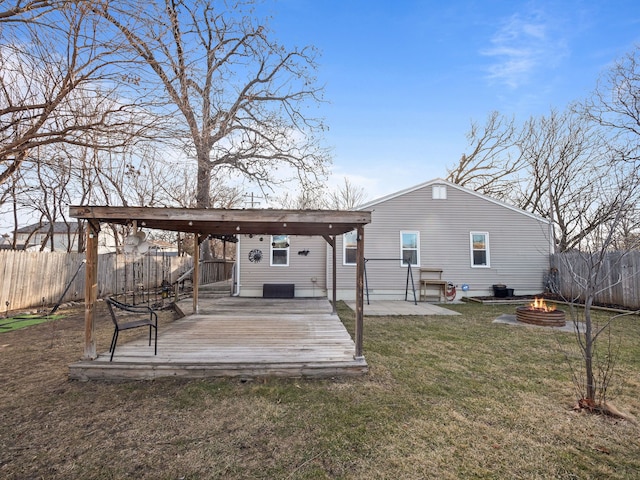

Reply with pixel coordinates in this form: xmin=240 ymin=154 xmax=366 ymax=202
xmin=447 ymin=108 xmax=639 ymax=252
xmin=515 ymin=109 xmax=632 ymax=252
xmin=446 ymin=111 xmax=523 ymax=201
xmin=0 ymin=1 xmax=64 ymax=21
xmin=582 ymin=46 xmax=640 ymax=165
xmin=578 ymin=45 xmax=640 ymax=249
xmin=159 ymin=167 xmax=245 ymax=209
xmin=0 ymin=1 xmax=146 ymax=188
xmin=275 ymin=186 xmax=326 ymax=210
xmin=272 ymin=176 xmax=368 ymax=210
xmin=95 ymin=0 xmax=330 ymax=210
xmin=327 ymin=177 xmax=369 ymax=209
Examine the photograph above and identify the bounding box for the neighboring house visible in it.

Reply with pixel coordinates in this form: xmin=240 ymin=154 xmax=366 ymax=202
xmin=13 ymin=221 xmax=117 ymax=253
xmin=0 ymin=233 xmax=19 ymax=250
xmin=147 ymin=239 xmax=180 ymax=257
xmin=236 ymin=179 xmax=552 ymax=301
xmin=14 ymin=222 xmax=80 ymax=252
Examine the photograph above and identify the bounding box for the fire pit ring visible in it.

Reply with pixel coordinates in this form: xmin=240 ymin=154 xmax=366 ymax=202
xmin=516 ymin=306 xmax=566 ymax=327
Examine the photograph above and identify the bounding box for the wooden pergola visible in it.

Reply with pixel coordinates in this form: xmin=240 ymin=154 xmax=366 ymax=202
xmin=69 ymin=206 xmax=371 ymax=362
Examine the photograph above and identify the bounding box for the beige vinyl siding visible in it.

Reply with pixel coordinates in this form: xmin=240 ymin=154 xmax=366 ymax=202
xmin=238 ymin=235 xmax=328 ymax=297
xmin=329 ymin=182 xmax=550 ymax=300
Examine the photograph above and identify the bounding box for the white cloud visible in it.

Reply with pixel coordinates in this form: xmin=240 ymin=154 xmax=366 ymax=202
xmin=481 ymin=10 xmax=569 ymax=89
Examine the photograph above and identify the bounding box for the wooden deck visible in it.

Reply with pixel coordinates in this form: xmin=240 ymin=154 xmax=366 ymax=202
xmin=69 ymin=298 xmax=367 ymax=381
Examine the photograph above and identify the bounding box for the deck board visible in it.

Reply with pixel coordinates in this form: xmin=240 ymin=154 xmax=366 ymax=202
xmin=69 ymin=298 xmax=367 ymax=380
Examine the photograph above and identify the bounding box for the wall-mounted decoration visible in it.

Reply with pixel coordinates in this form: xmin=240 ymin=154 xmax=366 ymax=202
xmin=298 ymin=250 xmax=310 ymax=256
xmin=248 ymin=249 xmax=263 ymax=263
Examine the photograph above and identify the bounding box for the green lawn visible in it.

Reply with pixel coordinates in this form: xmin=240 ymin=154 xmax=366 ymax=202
xmin=0 ymin=313 xmax=63 ymax=332
xmin=0 ymin=301 xmax=638 ymax=479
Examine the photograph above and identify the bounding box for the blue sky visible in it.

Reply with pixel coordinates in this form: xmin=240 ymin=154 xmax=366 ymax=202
xmin=266 ymin=0 xmax=640 ymax=200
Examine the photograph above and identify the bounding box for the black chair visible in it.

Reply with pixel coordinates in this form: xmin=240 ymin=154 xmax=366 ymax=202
xmin=106 ymin=297 xmax=158 ymax=362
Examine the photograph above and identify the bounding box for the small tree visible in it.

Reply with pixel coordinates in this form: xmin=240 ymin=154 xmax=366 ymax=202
xmin=556 ymin=167 xmax=640 ymax=417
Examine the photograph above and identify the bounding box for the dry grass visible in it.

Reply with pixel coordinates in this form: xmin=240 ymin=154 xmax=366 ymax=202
xmin=0 ymin=300 xmax=638 ymax=479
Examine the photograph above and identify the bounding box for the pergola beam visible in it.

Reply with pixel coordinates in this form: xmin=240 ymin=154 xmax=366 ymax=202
xmin=69 ymin=206 xmax=369 ymax=237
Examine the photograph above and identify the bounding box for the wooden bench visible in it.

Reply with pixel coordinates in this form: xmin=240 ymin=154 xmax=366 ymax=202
xmin=106 ymin=297 xmax=158 ymax=362
xmin=419 ymin=268 xmax=448 ymax=302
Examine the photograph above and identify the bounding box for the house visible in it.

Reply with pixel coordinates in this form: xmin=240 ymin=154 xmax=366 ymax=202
xmin=236 ymin=179 xmax=552 ymax=300
xmin=13 ymin=222 xmax=81 ymax=252
xmin=0 ymin=233 xmax=18 ymax=250
xmin=13 ymin=221 xmax=117 ymax=253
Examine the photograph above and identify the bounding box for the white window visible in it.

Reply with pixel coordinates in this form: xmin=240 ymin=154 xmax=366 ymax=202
xmin=271 ymin=234 xmax=290 ymax=266
xmin=343 ymin=230 xmax=357 ymax=265
xmin=400 ymin=231 xmax=420 ymax=267
xmin=432 ymin=185 xmax=447 ymax=200
xmin=470 ymin=232 xmax=490 ymax=267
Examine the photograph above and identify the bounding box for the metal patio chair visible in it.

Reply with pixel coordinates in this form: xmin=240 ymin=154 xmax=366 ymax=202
xmin=106 ymin=297 xmax=158 ymax=362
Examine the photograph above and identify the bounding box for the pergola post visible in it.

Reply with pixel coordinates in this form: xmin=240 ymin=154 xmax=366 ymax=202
xmin=193 ymin=234 xmax=200 ymax=314
xmin=323 ymin=234 xmax=338 ymax=315
xmin=354 ymin=225 xmax=365 ymax=359
xmin=331 ymin=235 xmax=337 ymax=315
xmin=83 ymin=221 xmax=99 ymax=360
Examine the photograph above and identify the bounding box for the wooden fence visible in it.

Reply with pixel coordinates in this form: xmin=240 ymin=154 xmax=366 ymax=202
xmin=550 ymin=251 xmax=640 ymax=310
xmin=0 ymin=251 xmax=234 ymax=313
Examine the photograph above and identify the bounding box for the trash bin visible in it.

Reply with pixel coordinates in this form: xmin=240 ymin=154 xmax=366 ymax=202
xmin=493 ymin=284 xmax=508 ymax=298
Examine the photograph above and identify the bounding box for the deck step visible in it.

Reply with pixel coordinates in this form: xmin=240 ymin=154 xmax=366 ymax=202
xmin=198 ymin=280 xmax=232 ymax=298
xmin=69 ymin=359 xmax=368 ymax=381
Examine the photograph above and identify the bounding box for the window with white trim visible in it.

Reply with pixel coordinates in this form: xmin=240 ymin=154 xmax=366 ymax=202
xmin=343 ymin=230 xmax=357 ymax=265
xmin=470 ymin=232 xmax=490 ymax=267
xmin=432 ymin=184 xmax=447 ymax=199
xmin=271 ymin=234 xmax=290 ymax=266
xmin=400 ymin=231 xmax=419 ymax=267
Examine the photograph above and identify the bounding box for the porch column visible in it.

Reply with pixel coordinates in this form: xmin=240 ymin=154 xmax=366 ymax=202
xmin=83 ymin=220 xmax=99 ymax=359
xmin=355 ymin=225 xmax=364 ymax=359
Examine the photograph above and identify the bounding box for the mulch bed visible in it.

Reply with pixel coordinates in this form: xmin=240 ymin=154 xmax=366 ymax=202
xmin=468 ymin=292 xmax=636 ymax=313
